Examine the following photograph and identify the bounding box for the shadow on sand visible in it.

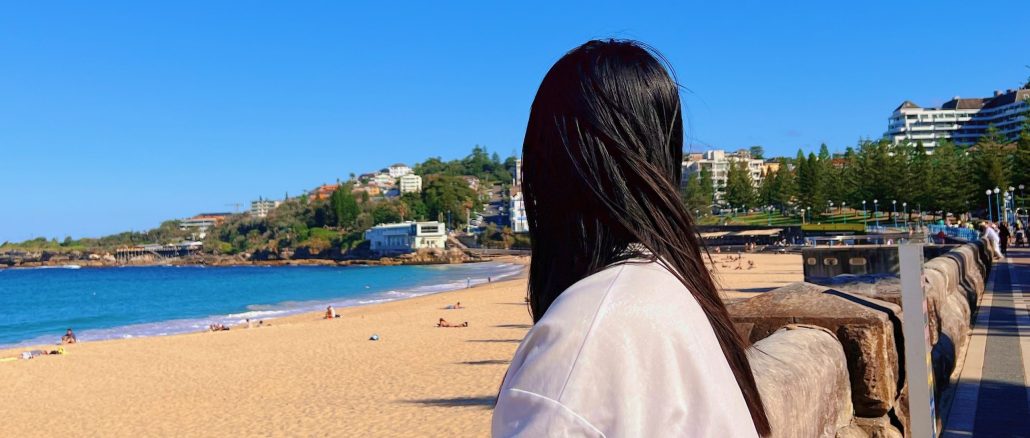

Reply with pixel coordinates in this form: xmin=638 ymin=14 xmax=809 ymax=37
xmin=459 ymin=359 xmax=510 ymax=365
xmin=405 ymin=396 xmax=496 ymax=409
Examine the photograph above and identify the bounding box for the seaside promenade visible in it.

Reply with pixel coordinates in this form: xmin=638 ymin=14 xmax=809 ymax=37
xmin=944 ymin=247 xmax=1030 ymax=437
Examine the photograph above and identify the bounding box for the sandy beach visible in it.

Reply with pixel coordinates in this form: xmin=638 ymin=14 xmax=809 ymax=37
xmin=0 ymin=253 xmax=800 ymax=437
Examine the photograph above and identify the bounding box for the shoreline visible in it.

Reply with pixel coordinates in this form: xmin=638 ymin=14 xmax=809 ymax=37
xmin=0 ymin=255 xmax=500 ymax=270
xmin=0 ymin=256 xmax=529 ymax=353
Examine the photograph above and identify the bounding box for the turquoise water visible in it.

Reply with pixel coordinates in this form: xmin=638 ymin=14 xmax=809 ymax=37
xmin=0 ymin=262 xmax=522 ymax=348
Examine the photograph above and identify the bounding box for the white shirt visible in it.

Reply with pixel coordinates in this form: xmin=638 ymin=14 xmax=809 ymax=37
xmin=492 ymin=260 xmax=758 ymax=437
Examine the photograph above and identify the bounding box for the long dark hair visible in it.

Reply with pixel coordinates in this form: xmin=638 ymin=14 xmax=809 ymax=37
xmin=522 ymin=40 xmax=770 ymax=436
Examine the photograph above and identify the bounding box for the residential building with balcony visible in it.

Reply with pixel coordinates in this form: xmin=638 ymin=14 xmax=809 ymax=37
xmin=249 ymin=199 xmax=282 ymax=218
xmin=308 ymin=184 xmax=339 ymax=201
xmin=179 ymin=212 xmax=232 ymax=238
xmin=509 ymin=187 xmax=528 ymax=233
xmin=388 ymin=163 xmax=413 ymax=178
xmin=886 ymin=86 xmax=1029 ymax=150
xmin=373 ymin=173 xmax=395 ymax=187
xmin=399 ymin=174 xmax=423 ymax=193
xmin=681 ymin=149 xmax=766 ymax=203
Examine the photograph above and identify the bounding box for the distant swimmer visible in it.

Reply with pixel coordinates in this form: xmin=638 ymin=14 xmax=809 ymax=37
xmin=61 ymin=328 xmax=77 ymax=344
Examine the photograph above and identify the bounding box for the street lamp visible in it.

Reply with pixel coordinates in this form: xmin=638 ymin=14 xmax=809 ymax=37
xmin=873 ymin=199 xmax=879 ymax=228
xmin=994 ymin=187 xmax=1002 ymax=224
xmin=862 ymin=200 xmax=867 ymax=223
xmin=902 ymin=202 xmax=908 ymax=226
xmin=1020 ymin=184 xmax=1026 ymax=214
xmin=892 ymin=200 xmax=898 ymax=228
xmin=986 ymin=189 xmax=994 ymax=222
xmin=842 ymin=202 xmax=847 ymax=224
xmin=800 ymin=208 xmax=806 ymax=225
xmin=1009 ymin=186 xmax=1016 ymax=223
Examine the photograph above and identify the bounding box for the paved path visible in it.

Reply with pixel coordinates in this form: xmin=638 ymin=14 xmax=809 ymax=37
xmin=943 ymin=247 xmax=1030 ymax=437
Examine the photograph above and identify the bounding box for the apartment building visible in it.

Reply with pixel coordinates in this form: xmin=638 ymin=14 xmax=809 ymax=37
xmin=886 ymin=86 xmax=1029 ymax=150
xmin=249 ymin=199 xmax=282 ymax=218
xmin=681 ymin=149 xmax=766 ymax=203
xmin=509 ymin=187 xmax=528 ymax=233
xmin=399 ymin=174 xmax=423 ymax=194
xmin=388 ymin=163 xmax=413 ymax=178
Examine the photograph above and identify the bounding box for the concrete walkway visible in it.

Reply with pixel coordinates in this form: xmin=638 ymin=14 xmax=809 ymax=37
xmin=943 ymin=247 xmax=1030 ymax=437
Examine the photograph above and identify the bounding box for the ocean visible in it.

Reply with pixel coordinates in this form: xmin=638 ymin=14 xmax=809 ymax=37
xmin=0 ymin=262 xmax=523 ymax=348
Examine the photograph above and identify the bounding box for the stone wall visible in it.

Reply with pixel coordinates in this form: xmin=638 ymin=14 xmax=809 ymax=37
xmin=735 ymin=240 xmax=991 ymax=437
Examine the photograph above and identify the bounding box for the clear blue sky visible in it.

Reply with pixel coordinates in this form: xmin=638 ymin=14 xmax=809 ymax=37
xmin=2 ymin=1 xmax=1028 ymax=242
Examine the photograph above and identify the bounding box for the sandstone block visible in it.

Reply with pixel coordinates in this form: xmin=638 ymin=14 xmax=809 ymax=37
xmin=748 ymin=325 xmax=853 ymax=438
xmin=728 ymin=282 xmax=901 ymax=417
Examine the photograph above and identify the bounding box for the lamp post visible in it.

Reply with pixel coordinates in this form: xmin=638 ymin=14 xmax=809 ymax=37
xmin=1020 ymin=184 xmax=1026 ymax=214
xmin=994 ymin=187 xmax=1002 ymax=224
xmin=842 ymin=202 xmax=847 ymax=224
xmin=1009 ymin=186 xmax=1016 ymax=223
xmin=800 ymin=208 xmax=806 ymax=225
xmin=767 ymin=205 xmax=772 ymax=226
xmin=873 ymin=199 xmax=879 ymax=229
xmin=902 ymin=202 xmax=908 ymax=226
xmin=892 ymin=200 xmax=898 ymax=228
xmin=828 ymin=201 xmax=834 ymax=219
xmin=986 ymin=189 xmax=994 ymax=222
xmin=862 ymin=200 xmax=867 ymax=223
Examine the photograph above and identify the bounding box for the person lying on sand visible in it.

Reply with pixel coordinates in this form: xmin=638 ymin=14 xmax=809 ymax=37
xmin=445 ymin=302 xmax=464 ymax=310
xmin=208 ymin=323 xmax=230 ymax=331
xmin=747 ymin=260 xmax=755 ymax=270
xmin=61 ymin=328 xmax=77 ymax=344
xmin=437 ymin=318 xmax=468 ymax=328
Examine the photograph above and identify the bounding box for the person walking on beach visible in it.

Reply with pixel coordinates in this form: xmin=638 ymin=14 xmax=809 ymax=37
xmin=493 ymin=40 xmax=769 ymax=437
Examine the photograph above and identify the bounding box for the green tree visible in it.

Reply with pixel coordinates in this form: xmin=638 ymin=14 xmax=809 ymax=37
xmin=969 ymin=125 xmax=1012 ymax=202
xmin=329 ymin=185 xmax=359 ymax=229
xmin=797 ymin=152 xmax=826 ymax=215
xmin=681 ymin=170 xmax=714 ymax=215
xmin=422 ymin=175 xmax=478 ymax=229
xmin=930 ymin=140 xmax=970 ymax=217
xmin=749 ymin=145 xmax=765 ymax=160
xmin=724 ymin=160 xmax=757 ymax=209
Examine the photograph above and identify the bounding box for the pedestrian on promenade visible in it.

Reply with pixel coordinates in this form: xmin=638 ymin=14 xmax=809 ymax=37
xmin=999 ymin=222 xmax=1011 ymax=256
xmin=983 ymin=222 xmax=1004 ymax=259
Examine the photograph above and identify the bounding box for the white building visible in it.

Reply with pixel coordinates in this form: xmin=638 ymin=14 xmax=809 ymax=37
xmin=399 ymin=174 xmax=423 ymax=194
xmin=886 ymin=86 xmax=1029 ymax=150
xmin=510 ymin=189 xmax=528 ymax=233
xmin=513 ymin=158 xmax=523 ymax=186
xmin=250 ymin=199 xmax=282 ymax=218
xmin=680 ymin=149 xmax=765 ymax=203
xmin=388 ymin=163 xmax=413 ymax=178
xmin=373 ymin=173 xmax=395 ymax=187
xmin=178 ymin=213 xmax=231 ymax=239
xmin=364 ymin=221 xmax=447 ymax=254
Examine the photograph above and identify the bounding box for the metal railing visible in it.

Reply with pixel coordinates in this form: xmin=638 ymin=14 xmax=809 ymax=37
xmin=927 ymin=224 xmax=980 ymax=242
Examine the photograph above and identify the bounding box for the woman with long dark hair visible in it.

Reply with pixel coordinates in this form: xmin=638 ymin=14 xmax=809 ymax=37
xmin=492 ymin=40 xmax=770 ymax=437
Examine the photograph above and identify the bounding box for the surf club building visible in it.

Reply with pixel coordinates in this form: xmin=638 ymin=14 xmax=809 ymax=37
xmin=364 ymin=221 xmax=447 ymax=254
